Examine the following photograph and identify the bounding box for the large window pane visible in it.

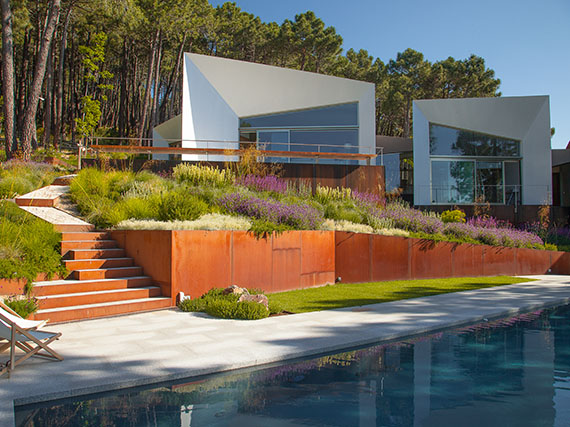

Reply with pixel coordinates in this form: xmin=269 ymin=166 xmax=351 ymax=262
xmin=504 ymin=161 xmax=521 ymax=205
xmin=476 ymin=161 xmax=503 ymax=204
xmin=429 ymin=123 xmax=519 ymax=157
xmin=289 ymin=129 xmax=358 ymax=165
xmin=258 ymin=131 xmax=289 ymax=163
xmin=431 ymin=160 xmax=475 ymax=204
xmin=240 ymin=103 xmax=358 ymax=128
xmin=383 ymin=153 xmax=401 ymax=192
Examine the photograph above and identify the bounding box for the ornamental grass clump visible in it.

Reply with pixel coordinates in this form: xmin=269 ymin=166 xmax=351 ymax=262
xmin=0 ymin=160 xmax=62 ymax=198
xmin=218 ymin=192 xmax=323 ymax=229
xmin=236 ymin=174 xmax=288 ymax=194
xmin=173 ymin=164 xmax=234 ymax=187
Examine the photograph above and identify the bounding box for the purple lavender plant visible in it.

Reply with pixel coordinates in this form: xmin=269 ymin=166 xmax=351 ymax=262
xmin=236 ymin=175 xmax=288 ymax=194
xmin=218 ymin=192 xmax=323 ymax=229
xmin=380 ymin=203 xmax=444 ymax=234
xmin=352 ymin=190 xmax=382 ymax=207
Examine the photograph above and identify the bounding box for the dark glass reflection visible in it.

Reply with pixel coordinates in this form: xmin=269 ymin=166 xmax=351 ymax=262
xmin=431 ymin=160 xmax=475 ymax=203
xmin=17 ymin=304 xmax=570 ymax=426
xmin=477 ymin=161 xmax=503 ymax=203
xmin=257 ymin=131 xmax=289 ymax=163
xmin=240 ymin=103 xmax=358 ymax=128
xmin=429 ymin=123 xmax=520 ymax=157
xmin=290 ymin=129 xmax=358 ymax=165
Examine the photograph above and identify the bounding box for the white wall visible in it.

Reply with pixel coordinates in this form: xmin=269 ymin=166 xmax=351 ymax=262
xmin=153 ymin=115 xmax=182 ymax=161
xmin=181 ymin=55 xmax=239 ymax=161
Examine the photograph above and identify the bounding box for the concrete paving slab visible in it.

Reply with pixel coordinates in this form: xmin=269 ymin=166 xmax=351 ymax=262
xmin=16 ymin=185 xmax=68 ymax=201
xmin=1 ymin=275 xmax=570 ymax=426
xmin=19 ymin=206 xmax=92 ymax=226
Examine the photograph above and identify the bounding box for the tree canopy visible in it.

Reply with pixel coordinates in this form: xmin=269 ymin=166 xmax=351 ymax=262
xmin=0 ymin=0 xmax=501 ymax=160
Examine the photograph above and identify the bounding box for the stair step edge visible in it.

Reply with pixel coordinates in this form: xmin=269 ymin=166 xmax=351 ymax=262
xmin=36 ymin=286 xmax=161 ymax=299
xmin=72 ymin=266 xmax=142 ymax=273
xmin=36 ymin=297 xmax=172 ymax=313
xmin=33 ymin=276 xmax=152 ymax=286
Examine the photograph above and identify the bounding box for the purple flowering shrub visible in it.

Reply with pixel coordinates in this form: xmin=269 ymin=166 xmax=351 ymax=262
xmin=380 ymin=203 xmax=444 ymax=234
xmin=444 ymin=221 xmax=544 ymax=248
xmin=236 ymin=174 xmax=288 ymax=194
xmin=218 ymin=192 xmax=323 ymax=229
xmin=352 ymin=190 xmax=383 ymax=207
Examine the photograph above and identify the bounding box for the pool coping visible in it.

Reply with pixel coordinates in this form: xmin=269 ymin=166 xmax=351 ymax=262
xmin=3 ymin=275 xmax=570 ymax=425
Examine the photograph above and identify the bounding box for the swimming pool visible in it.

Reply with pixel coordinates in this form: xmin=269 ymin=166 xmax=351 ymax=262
xmin=16 ymin=303 xmax=570 ymax=426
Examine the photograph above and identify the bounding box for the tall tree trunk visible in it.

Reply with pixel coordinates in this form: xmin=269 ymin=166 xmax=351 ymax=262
xmin=43 ymin=43 xmax=55 ymax=147
xmin=1 ymin=0 xmax=16 ymax=158
xmin=21 ymin=0 xmax=61 ymax=161
xmin=118 ymin=39 xmax=128 ymax=137
xmin=53 ymin=6 xmax=71 ymax=148
xmin=16 ymin=29 xmax=30 ymax=138
xmin=148 ymin=34 xmax=162 ymax=138
xmin=159 ymin=32 xmax=186 ymax=122
xmin=138 ymin=29 xmax=159 ymax=145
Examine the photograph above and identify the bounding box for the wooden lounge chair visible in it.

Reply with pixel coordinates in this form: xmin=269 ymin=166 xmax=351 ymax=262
xmin=0 ymin=301 xmax=47 ymax=330
xmin=0 ymin=307 xmax=63 ymax=377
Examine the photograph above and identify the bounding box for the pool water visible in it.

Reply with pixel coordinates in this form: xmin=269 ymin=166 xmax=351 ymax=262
xmin=16 ymin=304 xmax=570 ymax=427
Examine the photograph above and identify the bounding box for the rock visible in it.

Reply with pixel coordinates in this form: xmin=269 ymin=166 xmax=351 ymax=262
xmin=223 ymin=285 xmax=248 ymax=296
xmin=238 ymin=293 xmax=269 ymax=309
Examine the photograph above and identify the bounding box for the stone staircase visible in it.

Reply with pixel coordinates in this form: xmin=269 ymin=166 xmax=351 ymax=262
xmin=32 ymin=230 xmax=171 ymax=323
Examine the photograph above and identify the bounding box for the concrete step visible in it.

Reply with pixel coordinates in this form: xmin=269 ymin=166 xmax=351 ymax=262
xmin=55 ymin=224 xmax=95 ymax=233
xmin=61 ymin=240 xmax=118 ymax=253
xmin=32 ymin=276 xmax=153 ymax=296
xmin=61 ymin=232 xmax=110 ymax=241
xmin=15 ymin=185 xmax=68 ymax=207
xmin=65 ymin=248 xmax=126 ymax=260
xmin=37 ymin=286 xmax=163 ymax=309
xmin=64 ymin=258 xmax=134 ymax=270
xmin=33 ymin=297 xmax=172 ymax=323
xmin=71 ymin=266 xmax=143 ymax=280
xmin=52 ymin=175 xmax=76 ymax=186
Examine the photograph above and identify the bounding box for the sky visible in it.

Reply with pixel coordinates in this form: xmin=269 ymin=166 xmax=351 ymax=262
xmin=210 ymin=0 xmax=570 ymax=149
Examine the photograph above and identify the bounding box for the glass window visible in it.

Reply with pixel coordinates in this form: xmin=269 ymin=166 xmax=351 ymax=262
xmin=431 ymin=160 xmax=475 ymax=204
xmin=289 ymin=129 xmax=358 ymax=165
xmin=476 ymin=161 xmax=503 ymax=204
xmin=258 ymin=131 xmax=289 ymax=163
xmin=504 ymin=161 xmax=521 ymax=205
xmin=429 ymin=123 xmax=519 ymax=157
xmin=382 ymin=153 xmax=401 ymax=192
xmin=240 ymin=103 xmax=358 ymax=128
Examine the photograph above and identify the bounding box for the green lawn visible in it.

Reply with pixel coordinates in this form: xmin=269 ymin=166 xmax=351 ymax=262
xmin=269 ymin=276 xmax=536 ymax=313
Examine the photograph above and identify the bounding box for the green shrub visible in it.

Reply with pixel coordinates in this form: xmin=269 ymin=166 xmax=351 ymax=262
xmin=157 ymin=190 xmax=210 ymax=221
xmin=314 ymin=185 xmax=353 ymax=204
xmin=323 ymin=200 xmax=363 ymax=224
xmin=205 ymin=299 xmax=268 ymax=320
xmin=0 ymin=160 xmax=63 ymax=198
xmin=173 ymin=164 xmax=234 ymax=187
xmin=178 ymin=287 xmax=270 ymax=320
xmin=249 ymin=219 xmax=294 ymax=238
xmin=268 ymin=300 xmax=283 ymax=315
xmin=4 ymin=296 xmax=39 ymax=319
xmin=0 ymin=201 xmax=66 ymax=283
xmin=441 ymin=209 xmax=466 ymax=223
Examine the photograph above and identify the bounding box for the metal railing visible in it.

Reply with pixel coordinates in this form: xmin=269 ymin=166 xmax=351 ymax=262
xmin=84 ymin=136 xmax=377 ymax=166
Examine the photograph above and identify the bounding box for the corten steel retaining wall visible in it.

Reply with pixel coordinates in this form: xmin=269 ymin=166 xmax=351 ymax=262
xmin=334 ymin=232 xmax=570 ymax=283
xmin=82 ymin=159 xmax=386 ymax=199
xmin=110 ymin=230 xmax=335 ymax=303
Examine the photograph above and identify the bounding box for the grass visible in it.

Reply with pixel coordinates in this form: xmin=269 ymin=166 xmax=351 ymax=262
xmin=269 ymin=276 xmax=536 ymax=313
xmin=0 ymin=200 xmax=66 ymax=285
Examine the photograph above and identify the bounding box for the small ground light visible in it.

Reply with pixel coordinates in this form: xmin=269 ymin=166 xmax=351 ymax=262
xmin=335 ymin=277 xmax=342 ymax=283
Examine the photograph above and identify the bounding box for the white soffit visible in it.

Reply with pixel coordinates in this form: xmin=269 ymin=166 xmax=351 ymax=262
xmin=186 ymin=53 xmax=373 ymax=117
xmin=414 ymin=96 xmax=549 ymax=140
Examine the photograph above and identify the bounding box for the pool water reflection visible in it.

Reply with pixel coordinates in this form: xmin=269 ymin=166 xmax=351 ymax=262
xmin=16 ymin=304 xmax=570 ymax=426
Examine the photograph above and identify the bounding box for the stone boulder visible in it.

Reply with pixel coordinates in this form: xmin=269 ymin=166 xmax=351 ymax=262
xmin=238 ymin=293 xmax=269 ymax=309
xmin=223 ymin=285 xmax=249 ymax=296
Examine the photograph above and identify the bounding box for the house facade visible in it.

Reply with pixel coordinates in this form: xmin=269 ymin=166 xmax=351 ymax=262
xmin=153 ymin=53 xmax=376 ymax=164
xmin=412 ymin=96 xmax=551 ymax=207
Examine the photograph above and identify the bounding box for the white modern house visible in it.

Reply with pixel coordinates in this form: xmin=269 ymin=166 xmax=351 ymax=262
xmin=413 ymin=96 xmax=552 ymax=206
xmin=153 ymin=53 xmax=376 ymax=163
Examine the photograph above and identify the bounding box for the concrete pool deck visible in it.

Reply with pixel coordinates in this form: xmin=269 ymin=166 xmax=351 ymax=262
xmin=2 ymin=274 xmax=570 ymax=425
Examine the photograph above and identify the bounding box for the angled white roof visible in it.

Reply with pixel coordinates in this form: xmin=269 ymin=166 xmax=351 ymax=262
xmin=414 ymin=95 xmax=549 ymax=140
xmin=186 ymin=53 xmax=373 ymax=118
